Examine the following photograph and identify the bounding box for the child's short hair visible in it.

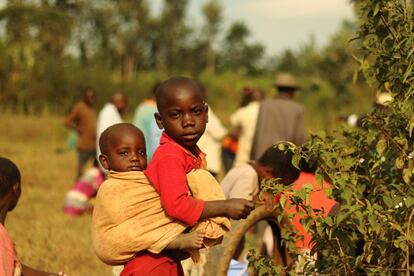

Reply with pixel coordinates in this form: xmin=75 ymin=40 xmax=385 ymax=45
xmin=155 ymin=76 xmax=204 ymax=112
xmin=0 ymin=157 xmax=21 ymax=198
xmin=99 ymin=123 xmax=143 ymax=155
xmin=257 ymin=144 xmax=300 ymax=185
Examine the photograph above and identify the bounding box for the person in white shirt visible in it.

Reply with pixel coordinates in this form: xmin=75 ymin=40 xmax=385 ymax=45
xmin=198 ymin=106 xmax=227 ymax=177
xmin=230 ymin=89 xmax=264 ymax=164
xmin=96 ymin=92 xmax=128 ymax=166
xmin=197 ymin=84 xmax=227 ymax=177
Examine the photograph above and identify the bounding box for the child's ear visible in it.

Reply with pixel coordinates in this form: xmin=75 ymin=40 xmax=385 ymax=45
xmin=154 ymin=112 xmax=164 ymax=130
xmin=99 ymin=154 xmax=109 ymax=170
xmin=7 ymin=182 xmax=21 ymax=211
xmin=12 ymin=182 xmax=21 ymax=198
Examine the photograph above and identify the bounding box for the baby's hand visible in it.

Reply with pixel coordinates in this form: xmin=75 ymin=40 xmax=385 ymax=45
xmin=225 ymin=198 xmax=254 ymax=220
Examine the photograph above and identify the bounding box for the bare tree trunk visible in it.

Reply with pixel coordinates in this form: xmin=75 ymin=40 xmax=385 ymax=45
xmin=206 ymin=40 xmax=215 ymax=74
xmin=122 ymin=55 xmax=135 ymax=81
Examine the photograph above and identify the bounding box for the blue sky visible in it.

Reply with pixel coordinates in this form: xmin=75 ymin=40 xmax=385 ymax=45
xmin=152 ymin=0 xmax=354 ymax=55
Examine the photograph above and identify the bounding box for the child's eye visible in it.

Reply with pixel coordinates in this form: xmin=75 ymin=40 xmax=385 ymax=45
xmin=192 ymin=107 xmax=204 ymax=115
xmin=119 ymin=151 xmax=129 ymax=156
xmin=169 ymin=112 xmax=181 ymax=119
xmin=138 ymin=149 xmax=146 ymax=156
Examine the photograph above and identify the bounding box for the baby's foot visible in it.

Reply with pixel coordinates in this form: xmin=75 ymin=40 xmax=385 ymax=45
xmin=179 ymin=230 xmax=204 ymax=249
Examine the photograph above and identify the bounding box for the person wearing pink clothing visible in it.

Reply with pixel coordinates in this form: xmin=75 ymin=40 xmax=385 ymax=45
xmin=0 ymin=223 xmax=20 ymax=276
xmin=0 ymin=157 xmax=65 ymax=276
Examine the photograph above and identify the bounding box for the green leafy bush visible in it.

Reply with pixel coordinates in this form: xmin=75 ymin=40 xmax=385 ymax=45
xmin=249 ymin=1 xmax=414 ymax=274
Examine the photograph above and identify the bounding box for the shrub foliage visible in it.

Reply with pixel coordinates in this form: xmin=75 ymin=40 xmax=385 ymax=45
xmin=250 ymin=1 xmax=414 ymax=274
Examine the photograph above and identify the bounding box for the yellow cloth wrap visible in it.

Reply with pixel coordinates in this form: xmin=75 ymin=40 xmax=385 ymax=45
xmin=91 ymin=169 xmax=230 ymax=265
xmin=186 ymin=169 xmax=231 ymax=262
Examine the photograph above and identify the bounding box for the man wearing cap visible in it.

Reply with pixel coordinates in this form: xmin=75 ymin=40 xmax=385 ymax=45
xmin=250 ymin=73 xmax=305 ymax=160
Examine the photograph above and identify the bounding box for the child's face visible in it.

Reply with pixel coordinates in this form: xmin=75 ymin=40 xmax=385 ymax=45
xmin=256 ymin=164 xmax=274 ymax=182
xmin=99 ymin=130 xmax=147 ymax=172
xmin=155 ymin=84 xmax=208 ymax=149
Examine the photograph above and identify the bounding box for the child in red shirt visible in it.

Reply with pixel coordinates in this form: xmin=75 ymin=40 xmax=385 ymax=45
xmin=122 ymin=77 xmax=255 ymax=276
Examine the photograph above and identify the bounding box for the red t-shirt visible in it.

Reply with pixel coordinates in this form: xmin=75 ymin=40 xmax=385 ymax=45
xmin=285 ymin=172 xmax=337 ymax=251
xmin=121 ymin=251 xmax=184 ymax=276
xmin=121 ymin=132 xmax=206 ymax=276
xmin=144 ymin=132 xmax=205 ymax=226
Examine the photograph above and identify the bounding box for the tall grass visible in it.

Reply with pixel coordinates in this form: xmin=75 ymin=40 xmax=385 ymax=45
xmin=0 ymin=115 xmax=110 ymax=275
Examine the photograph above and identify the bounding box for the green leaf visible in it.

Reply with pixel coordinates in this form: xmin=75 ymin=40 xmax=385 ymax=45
xmin=302 ymin=183 xmax=313 ymax=192
xmin=325 ymin=216 xmax=333 ymax=226
xmin=323 ymin=188 xmax=332 ymax=198
xmin=383 ymin=196 xmax=394 ymax=208
xmin=280 ymin=194 xmax=287 ymax=208
xmin=403 ymin=168 xmax=412 ymax=184
xmin=395 ymin=157 xmax=404 ymax=169
xmin=291 ymin=154 xmax=300 ymax=169
xmin=336 ymin=212 xmax=348 ymax=224
xmin=408 ymin=119 xmax=414 ymax=138
xmin=404 ymin=197 xmax=414 ymax=208
xmin=373 ymin=2 xmax=380 ymax=16
xmin=315 ymin=170 xmax=324 ymax=185
xmin=376 ymin=138 xmax=387 ymax=155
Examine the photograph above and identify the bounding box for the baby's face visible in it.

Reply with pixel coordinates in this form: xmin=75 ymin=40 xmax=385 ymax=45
xmin=102 ymin=130 xmax=147 ymax=172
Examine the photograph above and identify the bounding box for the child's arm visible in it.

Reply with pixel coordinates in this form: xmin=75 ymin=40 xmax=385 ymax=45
xmin=63 ymin=105 xmax=79 ymax=132
xmin=200 ymin=198 xmax=254 ymax=220
xmin=146 ymin=154 xmax=254 ymax=225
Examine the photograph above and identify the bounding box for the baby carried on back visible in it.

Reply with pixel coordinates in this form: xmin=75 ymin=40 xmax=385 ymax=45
xmin=92 ymin=169 xmax=230 ymax=265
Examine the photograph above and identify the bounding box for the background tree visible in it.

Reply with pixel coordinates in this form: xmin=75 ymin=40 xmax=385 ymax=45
xmin=155 ymin=0 xmax=191 ymax=72
xmin=0 ymin=0 xmax=374 ymax=127
xmin=218 ymin=21 xmax=265 ymax=75
xmin=111 ymin=0 xmax=151 ymax=80
xmin=202 ymin=0 xmax=222 ymax=74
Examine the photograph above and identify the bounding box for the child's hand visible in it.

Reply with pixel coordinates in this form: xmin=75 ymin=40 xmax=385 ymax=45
xmin=225 ymin=198 xmax=254 ymax=219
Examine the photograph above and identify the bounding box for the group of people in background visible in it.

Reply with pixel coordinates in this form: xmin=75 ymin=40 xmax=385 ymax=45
xmin=221 ymin=72 xmax=305 ymax=175
xmin=0 ymin=73 xmax=339 ymax=275
xmin=63 ymin=71 xmax=305 ymax=188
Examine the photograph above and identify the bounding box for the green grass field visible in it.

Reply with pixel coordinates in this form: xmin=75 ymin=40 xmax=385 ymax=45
xmin=0 ymin=115 xmax=110 ymax=275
